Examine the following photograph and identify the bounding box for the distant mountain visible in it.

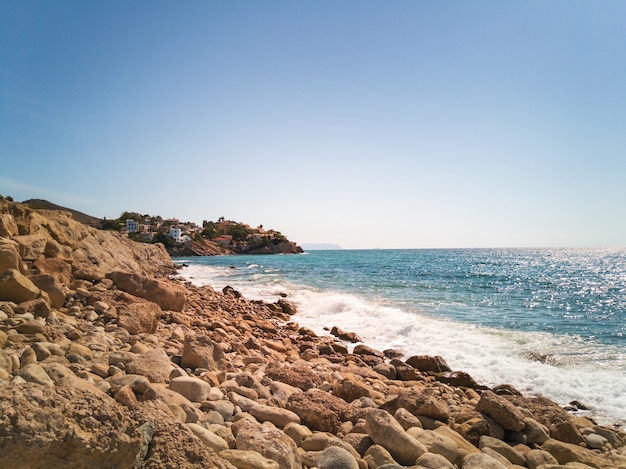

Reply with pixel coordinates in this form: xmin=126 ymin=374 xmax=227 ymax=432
xmin=301 ymin=243 xmax=343 ymax=250
xmin=22 ymin=199 xmax=101 ymax=226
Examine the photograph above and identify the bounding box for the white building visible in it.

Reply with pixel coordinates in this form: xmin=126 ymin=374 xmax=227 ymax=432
xmin=126 ymin=219 xmax=139 ymax=233
xmin=168 ymin=227 xmax=182 ymax=242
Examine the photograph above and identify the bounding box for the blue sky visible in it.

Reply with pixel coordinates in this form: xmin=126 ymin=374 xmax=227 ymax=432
xmin=1 ymin=1 xmax=625 ymax=249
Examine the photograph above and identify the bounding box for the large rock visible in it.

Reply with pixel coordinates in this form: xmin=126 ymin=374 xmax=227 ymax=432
xmin=525 ymin=449 xmax=559 ymax=469
xmin=125 ymin=348 xmax=173 ymax=383
xmin=0 ymin=213 xmax=19 ymax=237
xmin=219 ymin=449 xmax=280 ymax=469
xmin=107 ymin=271 xmax=186 ymax=311
xmin=181 ymin=335 xmax=225 ymax=371
xmin=13 ymin=234 xmax=48 ymax=260
xmin=287 ymin=389 xmax=362 ymax=433
xmin=0 ymin=269 xmax=40 ymax=303
xmin=234 ymin=419 xmax=302 ymax=469
xmin=382 ymin=387 xmax=450 ymax=422
xmin=476 ymin=390 xmax=525 ymax=432
xmin=364 ymin=408 xmax=427 ymax=465
xmin=0 ymin=240 xmax=21 ymax=272
xmin=186 ymin=422 xmax=229 ymax=452
xmin=405 ymin=355 xmax=451 ymax=373
xmin=541 ymin=438 xmax=612 ymax=469
xmin=29 ymin=274 xmax=66 ymax=309
xmin=117 ymin=297 xmax=161 ymax=335
xmin=317 ymin=446 xmax=359 ymax=469
xmin=248 ymin=404 xmax=301 ymax=428
xmin=169 ymin=376 xmax=212 ymax=402
xmin=479 ymin=435 xmax=526 ymax=466
xmin=265 ymin=364 xmax=322 ymax=391
xmin=508 ymin=395 xmax=582 ymax=444
xmin=406 ymin=427 xmax=458 ymax=463
xmin=0 ymin=381 xmax=143 ymax=469
xmin=462 ymin=452 xmax=508 ymax=469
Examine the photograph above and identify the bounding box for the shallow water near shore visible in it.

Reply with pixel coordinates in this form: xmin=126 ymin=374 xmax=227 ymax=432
xmin=176 ymin=248 xmax=626 ymax=428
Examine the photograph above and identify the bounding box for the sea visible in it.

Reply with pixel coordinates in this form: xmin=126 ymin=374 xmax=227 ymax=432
xmin=175 ymin=248 xmax=626 ymax=428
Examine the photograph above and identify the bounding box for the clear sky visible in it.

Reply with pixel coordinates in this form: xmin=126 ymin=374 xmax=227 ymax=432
xmin=1 ymin=1 xmax=625 ymax=249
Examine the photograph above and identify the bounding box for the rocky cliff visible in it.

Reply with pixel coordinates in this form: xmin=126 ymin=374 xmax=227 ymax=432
xmin=1 ymin=197 xmax=625 ymax=469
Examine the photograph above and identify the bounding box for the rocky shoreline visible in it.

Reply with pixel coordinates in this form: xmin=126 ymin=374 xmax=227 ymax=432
xmin=1 ymin=197 xmax=625 ymax=469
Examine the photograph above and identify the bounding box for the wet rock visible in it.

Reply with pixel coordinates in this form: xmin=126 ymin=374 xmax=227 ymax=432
xmin=405 ymin=354 xmax=452 ymax=373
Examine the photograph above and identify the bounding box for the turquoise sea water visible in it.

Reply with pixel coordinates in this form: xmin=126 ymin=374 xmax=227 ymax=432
xmin=177 ymin=248 xmax=626 ymax=427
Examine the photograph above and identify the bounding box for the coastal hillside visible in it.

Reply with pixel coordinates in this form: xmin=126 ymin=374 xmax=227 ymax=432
xmin=1 ymin=196 xmax=625 ymax=468
xmin=20 ymin=199 xmax=303 ymax=256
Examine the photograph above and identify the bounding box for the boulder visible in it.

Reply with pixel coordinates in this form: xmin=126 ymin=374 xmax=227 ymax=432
xmin=0 ymin=241 xmax=21 ymax=272
xmin=29 ymin=274 xmax=66 ymax=309
xmin=34 ymin=257 xmax=72 ymax=284
xmin=0 ymin=269 xmax=40 ymax=303
xmin=462 ymin=452 xmax=508 ymax=469
xmin=181 ymin=335 xmax=225 ymax=371
xmin=107 ymin=271 xmax=186 ymax=311
xmin=248 ymin=404 xmax=301 ymax=428
xmin=234 ymin=419 xmax=302 ymax=469
xmin=0 ymin=213 xmax=19 ymax=237
xmin=363 ymin=444 xmax=398 ymax=468
xmin=525 ymin=449 xmax=559 ymax=469
xmin=479 ymin=435 xmax=526 ymax=466
xmin=382 ymin=387 xmax=450 ymax=422
xmin=125 ymin=348 xmax=172 ymax=383
xmin=13 ymin=234 xmax=47 ymax=260
xmin=186 ymin=422 xmax=229 ymax=452
xmin=265 ymin=364 xmax=322 ymax=391
xmin=287 ymin=389 xmax=361 ymax=433
xmin=407 ymin=427 xmax=458 ymax=463
xmin=317 ymin=446 xmax=359 ymax=469
xmin=405 ymin=354 xmax=451 ymax=373
xmin=415 ymin=452 xmax=455 ymax=469
xmin=0 ymin=381 xmax=143 ymax=469
xmin=508 ymin=395 xmax=583 ymax=444
xmin=541 ymin=438 xmax=612 ymax=468
xmin=169 ymin=375 xmax=211 ymax=402
xmin=219 ymin=449 xmax=280 ymax=469
xmin=364 ymin=408 xmax=427 ymax=465
xmin=117 ymin=299 xmax=161 ymax=335
xmin=476 ymin=390 xmax=526 ymax=432
xmin=332 ymin=377 xmax=372 ymax=403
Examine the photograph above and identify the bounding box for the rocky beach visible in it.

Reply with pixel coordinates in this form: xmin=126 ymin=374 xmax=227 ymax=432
xmin=1 ymin=197 xmax=625 ymax=469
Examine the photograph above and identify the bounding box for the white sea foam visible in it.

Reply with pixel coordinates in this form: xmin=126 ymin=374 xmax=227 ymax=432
xmin=178 ymin=262 xmax=626 ymax=427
